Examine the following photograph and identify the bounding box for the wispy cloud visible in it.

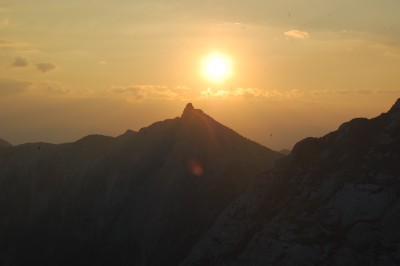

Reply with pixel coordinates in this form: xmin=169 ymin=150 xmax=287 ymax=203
xmin=36 ymin=62 xmax=57 ymax=73
xmin=200 ymin=88 xmax=386 ymax=100
xmin=39 ymin=81 xmax=70 ymax=95
xmin=310 ymin=89 xmax=382 ymax=97
xmin=112 ymin=86 xmax=146 ymax=101
xmin=200 ymin=88 xmax=304 ymax=100
xmin=0 ymin=77 xmax=32 ymax=96
xmin=357 ymin=89 xmax=371 ymax=95
xmin=110 ymin=85 xmax=190 ymax=101
xmin=378 ymin=89 xmax=400 ymax=94
xmin=12 ymin=56 xmax=29 ymax=67
xmin=97 ymin=60 xmax=107 ymax=65
xmin=368 ymin=42 xmax=400 ymax=58
xmin=0 ymin=39 xmax=29 ymax=51
xmin=284 ymin=29 xmax=310 ymax=39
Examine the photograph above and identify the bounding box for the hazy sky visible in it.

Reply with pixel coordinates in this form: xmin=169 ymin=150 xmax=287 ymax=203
xmin=1 ymin=0 xmax=399 ymax=149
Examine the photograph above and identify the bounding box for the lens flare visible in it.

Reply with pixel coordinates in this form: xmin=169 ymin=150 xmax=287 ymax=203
xmin=189 ymin=158 xmax=204 ymax=176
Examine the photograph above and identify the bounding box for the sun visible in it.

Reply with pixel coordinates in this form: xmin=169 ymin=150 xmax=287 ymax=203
xmin=201 ymin=53 xmax=232 ymax=83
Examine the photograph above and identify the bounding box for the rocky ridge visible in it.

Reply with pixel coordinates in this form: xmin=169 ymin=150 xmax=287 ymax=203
xmin=182 ymin=99 xmax=400 ymax=265
xmin=0 ymin=103 xmax=283 ymax=266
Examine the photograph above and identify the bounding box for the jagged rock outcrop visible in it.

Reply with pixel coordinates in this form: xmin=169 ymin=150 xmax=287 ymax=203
xmin=182 ymin=99 xmax=400 ymax=265
xmin=0 ymin=104 xmax=282 ymax=266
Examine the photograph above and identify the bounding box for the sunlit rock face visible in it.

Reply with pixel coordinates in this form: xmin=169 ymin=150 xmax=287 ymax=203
xmin=0 ymin=104 xmax=283 ymax=266
xmin=182 ymin=98 xmax=400 ymax=266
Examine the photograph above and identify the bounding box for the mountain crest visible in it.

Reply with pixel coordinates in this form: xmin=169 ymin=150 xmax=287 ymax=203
xmin=181 ymin=102 xmax=196 ymax=117
xmin=181 ymin=102 xmax=207 ymax=121
xmin=0 ymin=102 xmax=283 ymax=266
xmin=184 ymin=102 xmax=194 ymax=112
xmin=389 ymin=98 xmax=400 ymax=113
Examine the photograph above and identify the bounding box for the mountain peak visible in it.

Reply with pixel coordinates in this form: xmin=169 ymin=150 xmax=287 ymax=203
xmin=182 ymin=103 xmax=195 ymax=115
xmin=181 ymin=102 xmax=201 ymax=119
xmin=185 ymin=102 xmax=194 ymax=111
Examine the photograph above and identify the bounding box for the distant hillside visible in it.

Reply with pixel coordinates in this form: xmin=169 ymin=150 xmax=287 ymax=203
xmin=0 ymin=138 xmax=11 ymax=147
xmin=182 ymin=98 xmax=400 ymax=265
xmin=0 ymin=103 xmax=283 ymax=266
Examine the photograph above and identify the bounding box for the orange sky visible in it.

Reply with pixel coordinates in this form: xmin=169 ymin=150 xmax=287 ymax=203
xmin=0 ymin=1 xmax=399 ymax=150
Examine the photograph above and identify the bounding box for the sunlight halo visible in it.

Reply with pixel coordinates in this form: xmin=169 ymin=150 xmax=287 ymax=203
xmin=201 ymin=53 xmax=232 ymax=83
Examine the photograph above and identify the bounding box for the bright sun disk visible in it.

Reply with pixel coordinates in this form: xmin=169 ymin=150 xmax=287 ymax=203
xmin=202 ymin=53 xmax=232 ymax=83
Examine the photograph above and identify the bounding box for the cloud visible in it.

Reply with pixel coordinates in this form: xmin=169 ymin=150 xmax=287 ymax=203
xmin=378 ymin=89 xmax=400 ymax=94
xmin=111 ymin=85 xmax=190 ymax=101
xmin=310 ymin=89 xmax=384 ymax=97
xmin=357 ymin=89 xmax=371 ymax=95
xmin=368 ymin=42 xmax=400 ymax=58
xmin=39 ymin=81 xmax=70 ymax=95
xmin=36 ymin=62 xmax=57 ymax=73
xmin=284 ymin=29 xmax=310 ymax=39
xmin=200 ymin=88 xmax=304 ymax=100
xmin=0 ymin=39 xmax=28 ymax=51
xmin=112 ymin=86 xmax=146 ymax=101
xmin=97 ymin=60 xmax=107 ymax=65
xmin=12 ymin=56 xmax=29 ymax=67
xmin=0 ymin=78 xmax=32 ymax=96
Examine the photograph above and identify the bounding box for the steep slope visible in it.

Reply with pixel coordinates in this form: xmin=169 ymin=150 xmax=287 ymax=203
xmin=0 ymin=103 xmax=282 ymax=266
xmin=0 ymin=138 xmax=11 ymax=148
xmin=183 ymin=99 xmax=400 ymax=265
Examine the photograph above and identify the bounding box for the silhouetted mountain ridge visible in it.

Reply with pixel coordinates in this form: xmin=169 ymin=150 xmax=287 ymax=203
xmin=4 ymin=99 xmax=398 ymax=266
xmin=182 ymin=98 xmax=400 ymax=265
xmin=0 ymin=103 xmax=283 ymax=266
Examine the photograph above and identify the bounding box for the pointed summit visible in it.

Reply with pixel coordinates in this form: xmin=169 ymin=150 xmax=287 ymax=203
xmin=185 ymin=102 xmax=194 ymax=111
xmin=182 ymin=103 xmax=195 ymax=117
xmin=181 ymin=102 xmax=205 ymax=120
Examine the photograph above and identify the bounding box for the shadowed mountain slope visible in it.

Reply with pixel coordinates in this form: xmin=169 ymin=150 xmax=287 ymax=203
xmin=0 ymin=103 xmax=283 ymax=266
xmin=0 ymin=138 xmax=11 ymax=148
xmin=182 ymin=99 xmax=400 ymax=265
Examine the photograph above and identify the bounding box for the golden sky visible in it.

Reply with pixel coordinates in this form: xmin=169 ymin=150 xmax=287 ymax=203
xmin=0 ymin=0 xmax=399 ymax=150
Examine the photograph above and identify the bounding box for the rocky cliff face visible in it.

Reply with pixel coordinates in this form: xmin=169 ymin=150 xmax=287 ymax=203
xmin=0 ymin=104 xmax=282 ymax=266
xmin=182 ymin=99 xmax=400 ymax=265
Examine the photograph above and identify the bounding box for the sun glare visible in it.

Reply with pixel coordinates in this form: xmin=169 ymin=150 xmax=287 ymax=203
xmin=202 ymin=53 xmax=232 ymax=83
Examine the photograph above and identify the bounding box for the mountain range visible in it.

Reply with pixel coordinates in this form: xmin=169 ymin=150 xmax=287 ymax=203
xmin=1 ymin=99 xmax=399 ymax=265
xmin=0 ymin=103 xmax=282 ymax=265
xmin=183 ymin=99 xmax=400 ymax=265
